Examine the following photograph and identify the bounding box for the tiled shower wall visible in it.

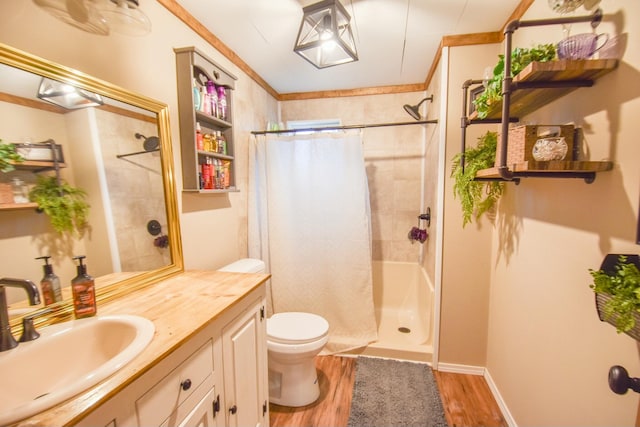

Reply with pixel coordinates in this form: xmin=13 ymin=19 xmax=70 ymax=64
xmin=96 ymin=109 xmax=170 ymax=272
xmin=281 ymin=92 xmax=427 ymax=262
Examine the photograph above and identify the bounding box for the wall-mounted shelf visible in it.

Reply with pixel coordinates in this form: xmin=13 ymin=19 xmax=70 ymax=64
xmin=12 ymin=160 xmax=67 ymax=172
xmin=0 ymin=202 xmax=38 ymax=211
xmin=175 ymin=46 xmax=238 ymax=193
xmin=460 ymin=8 xmax=618 ymax=184
xmin=469 ymin=59 xmax=619 ymax=121
xmin=475 ymin=160 xmax=614 ymax=182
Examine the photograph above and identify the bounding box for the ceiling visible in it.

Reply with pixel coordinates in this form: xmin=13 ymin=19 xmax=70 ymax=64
xmin=174 ymin=0 xmax=524 ymax=94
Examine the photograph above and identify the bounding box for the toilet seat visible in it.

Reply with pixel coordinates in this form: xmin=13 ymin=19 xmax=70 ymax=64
xmin=267 ymin=312 xmax=329 ymax=344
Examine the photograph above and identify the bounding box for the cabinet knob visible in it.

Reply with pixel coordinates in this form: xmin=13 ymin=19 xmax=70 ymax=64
xmin=180 ymin=379 xmax=192 ymax=391
xmin=229 ymin=405 xmax=237 ymax=415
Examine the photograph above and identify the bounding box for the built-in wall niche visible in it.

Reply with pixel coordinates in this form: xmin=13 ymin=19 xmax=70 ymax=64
xmin=174 ymin=46 xmax=238 ymax=193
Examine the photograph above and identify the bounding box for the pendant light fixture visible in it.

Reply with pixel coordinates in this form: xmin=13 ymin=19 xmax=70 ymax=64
xmin=293 ymin=0 xmax=358 ymax=69
xmin=37 ymin=77 xmax=104 ymax=109
xmin=33 ymin=0 xmax=109 ymax=35
xmin=96 ymin=0 xmax=151 ymax=36
xmin=32 ymin=0 xmax=151 ymax=36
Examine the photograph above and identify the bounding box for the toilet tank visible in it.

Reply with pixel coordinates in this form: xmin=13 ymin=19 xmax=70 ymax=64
xmin=218 ymin=258 xmax=266 ymax=273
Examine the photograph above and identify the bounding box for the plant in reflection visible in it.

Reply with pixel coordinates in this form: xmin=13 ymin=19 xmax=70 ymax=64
xmin=0 ymin=140 xmax=24 ymax=172
xmin=29 ymin=175 xmax=90 ymax=236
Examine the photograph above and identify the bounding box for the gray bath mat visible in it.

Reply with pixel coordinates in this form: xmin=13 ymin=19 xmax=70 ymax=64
xmin=347 ymin=356 xmax=448 ymax=427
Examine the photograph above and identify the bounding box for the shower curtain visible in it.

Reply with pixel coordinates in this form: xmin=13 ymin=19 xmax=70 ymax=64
xmin=248 ymin=130 xmax=378 ymax=354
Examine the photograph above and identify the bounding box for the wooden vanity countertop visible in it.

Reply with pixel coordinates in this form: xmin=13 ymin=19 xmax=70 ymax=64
xmin=12 ymin=270 xmax=270 ymax=427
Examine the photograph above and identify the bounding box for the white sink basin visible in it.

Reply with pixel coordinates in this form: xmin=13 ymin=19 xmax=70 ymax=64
xmin=0 ymin=314 xmax=155 ymax=425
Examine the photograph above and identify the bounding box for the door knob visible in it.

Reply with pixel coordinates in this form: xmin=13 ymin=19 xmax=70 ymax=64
xmin=609 ymin=365 xmax=640 ymax=395
xmin=229 ymin=404 xmax=237 ymax=414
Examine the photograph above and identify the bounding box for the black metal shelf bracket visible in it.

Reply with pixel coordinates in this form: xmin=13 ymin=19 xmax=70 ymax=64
xmin=497 ymin=8 xmax=603 ymax=181
xmin=459 ymin=8 xmax=605 ymax=184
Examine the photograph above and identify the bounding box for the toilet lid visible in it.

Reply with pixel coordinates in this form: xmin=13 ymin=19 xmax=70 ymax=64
xmin=267 ymin=312 xmax=329 ymax=344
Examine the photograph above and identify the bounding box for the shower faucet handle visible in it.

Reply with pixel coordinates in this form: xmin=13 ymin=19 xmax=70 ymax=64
xmin=418 ymin=207 xmax=431 ymax=227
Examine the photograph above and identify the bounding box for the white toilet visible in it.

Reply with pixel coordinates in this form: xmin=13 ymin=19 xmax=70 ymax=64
xmin=218 ymin=258 xmax=330 ymax=407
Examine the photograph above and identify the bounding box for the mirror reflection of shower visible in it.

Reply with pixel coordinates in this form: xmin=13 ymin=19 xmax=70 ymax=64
xmin=136 ymin=133 xmax=160 ymax=152
xmin=403 ymin=95 xmax=434 ymax=120
xmin=96 ymin=114 xmax=169 ymax=273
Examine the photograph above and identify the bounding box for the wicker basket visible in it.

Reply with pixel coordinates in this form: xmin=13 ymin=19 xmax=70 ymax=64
xmin=496 ymin=124 xmax=575 ymax=167
xmin=0 ymin=183 xmax=13 ymax=204
xmin=594 ymin=254 xmax=640 ymax=341
xmin=595 ymin=293 xmax=640 ymax=341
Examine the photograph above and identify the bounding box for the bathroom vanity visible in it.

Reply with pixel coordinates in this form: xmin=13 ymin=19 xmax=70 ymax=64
xmin=12 ymin=270 xmax=270 ymax=427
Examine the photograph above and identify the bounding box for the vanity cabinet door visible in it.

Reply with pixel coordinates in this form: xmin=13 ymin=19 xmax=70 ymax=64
xmin=161 ymin=387 xmax=217 ymax=427
xmin=221 ymin=297 xmax=268 ymax=427
xmin=136 ymin=340 xmax=214 ymax=426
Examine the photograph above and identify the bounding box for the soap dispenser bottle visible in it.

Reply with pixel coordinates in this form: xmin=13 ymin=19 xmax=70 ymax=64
xmin=36 ymin=255 xmax=62 ymax=306
xmin=71 ymin=255 xmax=96 ymax=318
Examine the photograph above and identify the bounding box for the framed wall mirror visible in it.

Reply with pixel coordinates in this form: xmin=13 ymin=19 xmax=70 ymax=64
xmin=0 ymin=43 xmax=183 ymax=327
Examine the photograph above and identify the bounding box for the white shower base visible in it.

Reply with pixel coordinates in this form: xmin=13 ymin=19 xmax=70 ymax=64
xmin=346 ymin=261 xmax=434 ymax=363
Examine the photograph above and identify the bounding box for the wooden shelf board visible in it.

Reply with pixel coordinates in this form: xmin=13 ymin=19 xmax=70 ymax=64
xmin=14 ymin=160 xmax=67 ymax=170
xmin=196 ymin=150 xmax=234 ymax=161
xmin=195 ymin=111 xmax=232 ymax=129
xmin=182 ymin=187 xmax=239 ymax=194
xmin=471 ymin=59 xmax=619 ymax=120
xmin=0 ymin=202 xmax=38 ymax=211
xmin=475 ymin=160 xmax=614 ymax=178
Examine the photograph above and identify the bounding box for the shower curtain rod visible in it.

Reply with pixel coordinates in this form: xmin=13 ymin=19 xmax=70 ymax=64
xmin=250 ymin=119 xmax=438 ymax=135
xmin=116 ymin=148 xmax=159 ymax=158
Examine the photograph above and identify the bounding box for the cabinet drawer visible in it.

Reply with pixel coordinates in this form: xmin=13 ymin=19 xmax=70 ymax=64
xmin=136 ymin=340 xmax=214 ymax=426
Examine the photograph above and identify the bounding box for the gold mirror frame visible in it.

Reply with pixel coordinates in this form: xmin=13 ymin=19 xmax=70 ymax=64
xmin=1 ymin=43 xmax=184 ymax=327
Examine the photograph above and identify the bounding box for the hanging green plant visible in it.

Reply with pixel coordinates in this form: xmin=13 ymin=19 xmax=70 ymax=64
xmin=451 ymin=131 xmax=504 ymax=227
xmin=0 ymin=140 xmax=24 ymax=172
xmin=473 ymin=44 xmax=557 ymax=119
xmin=29 ymin=175 xmax=90 ymax=236
xmin=590 ymin=255 xmax=640 ymax=334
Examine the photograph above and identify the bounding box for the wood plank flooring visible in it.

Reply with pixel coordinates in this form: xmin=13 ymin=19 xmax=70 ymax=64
xmin=269 ymin=355 xmax=507 ymax=427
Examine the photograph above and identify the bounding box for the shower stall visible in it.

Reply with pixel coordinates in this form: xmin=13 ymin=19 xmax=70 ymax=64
xmin=361 ymin=261 xmax=435 ymax=362
xmin=279 ymin=91 xmax=442 ymax=363
xmin=350 ymin=117 xmax=440 ymax=363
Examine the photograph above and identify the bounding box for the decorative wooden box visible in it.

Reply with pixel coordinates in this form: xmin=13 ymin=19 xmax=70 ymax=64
xmin=496 ymin=124 xmax=575 ymax=167
xmin=12 ymin=140 xmax=64 ymax=163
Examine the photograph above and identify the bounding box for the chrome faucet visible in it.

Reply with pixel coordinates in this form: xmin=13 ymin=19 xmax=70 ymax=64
xmin=0 ymin=278 xmax=41 ymax=352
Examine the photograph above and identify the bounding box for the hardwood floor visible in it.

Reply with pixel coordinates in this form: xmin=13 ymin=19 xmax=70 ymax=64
xmin=269 ymin=355 xmax=507 ymax=427
xmin=270 ymin=355 xmax=357 ymax=427
xmin=434 ymin=370 xmax=507 ymax=427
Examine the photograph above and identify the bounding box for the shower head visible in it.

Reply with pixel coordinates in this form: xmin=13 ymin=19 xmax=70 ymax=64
xmin=403 ymin=95 xmax=434 ymax=121
xmin=135 ymin=132 xmax=160 ymax=151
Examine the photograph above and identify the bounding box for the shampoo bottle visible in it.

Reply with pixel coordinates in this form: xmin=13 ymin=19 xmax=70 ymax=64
xmin=192 ymin=78 xmax=200 ymax=110
xmin=36 ymin=255 xmax=62 ymax=306
xmin=71 ymin=255 xmax=96 ymax=318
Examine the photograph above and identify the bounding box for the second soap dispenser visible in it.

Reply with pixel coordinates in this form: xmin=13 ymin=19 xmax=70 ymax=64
xmin=71 ymin=255 xmax=96 ymax=319
xmin=36 ymin=255 xmax=62 ymax=306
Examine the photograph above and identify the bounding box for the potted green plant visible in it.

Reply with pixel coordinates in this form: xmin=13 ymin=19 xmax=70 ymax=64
xmin=0 ymin=140 xmax=24 ymax=172
xmin=451 ymin=131 xmax=504 ymax=227
xmin=590 ymin=255 xmax=640 ymax=335
xmin=473 ymin=44 xmax=557 ymax=119
xmin=29 ymin=175 xmax=90 ymax=236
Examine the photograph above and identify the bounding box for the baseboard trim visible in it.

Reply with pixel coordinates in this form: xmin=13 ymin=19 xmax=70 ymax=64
xmin=483 ymin=369 xmax=518 ymax=427
xmin=436 ymin=362 xmax=485 ymax=375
